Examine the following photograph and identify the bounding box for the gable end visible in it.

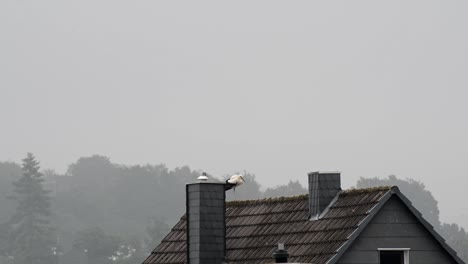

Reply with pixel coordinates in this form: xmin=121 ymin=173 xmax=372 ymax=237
xmin=330 ymin=187 xmax=464 ymax=264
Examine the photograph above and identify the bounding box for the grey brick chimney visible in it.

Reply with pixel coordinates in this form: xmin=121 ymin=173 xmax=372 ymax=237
xmin=186 ymin=180 xmax=226 ymax=264
xmin=308 ymin=171 xmax=341 ymax=220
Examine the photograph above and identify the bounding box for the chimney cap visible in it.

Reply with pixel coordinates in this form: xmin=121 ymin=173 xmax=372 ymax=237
xmin=308 ymin=171 xmax=341 ymax=175
xmin=197 ymin=172 xmax=209 ymax=182
xmin=273 ymin=243 xmax=289 ymax=263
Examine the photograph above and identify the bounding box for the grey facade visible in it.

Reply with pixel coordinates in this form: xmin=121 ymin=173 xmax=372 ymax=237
xmin=337 ymin=196 xmax=457 ymax=264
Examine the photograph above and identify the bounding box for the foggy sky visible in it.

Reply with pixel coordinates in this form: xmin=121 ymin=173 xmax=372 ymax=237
xmin=1 ymin=1 xmax=467 ymax=228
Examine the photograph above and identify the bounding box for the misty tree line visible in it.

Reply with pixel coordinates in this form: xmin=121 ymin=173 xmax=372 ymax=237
xmin=0 ymin=154 xmax=467 ymax=264
xmin=0 ymin=154 xmax=307 ymax=264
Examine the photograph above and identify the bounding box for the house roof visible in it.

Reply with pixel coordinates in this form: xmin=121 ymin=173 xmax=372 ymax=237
xmin=143 ymin=186 xmax=463 ymax=264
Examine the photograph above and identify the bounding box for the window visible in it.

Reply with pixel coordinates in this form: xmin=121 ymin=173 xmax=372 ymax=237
xmin=378 ymin=248 xmax=410 ymax=264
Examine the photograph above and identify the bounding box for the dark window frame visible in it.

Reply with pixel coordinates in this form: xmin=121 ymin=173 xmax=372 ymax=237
xmin=378 ymin=248 xmax=410 ymax=264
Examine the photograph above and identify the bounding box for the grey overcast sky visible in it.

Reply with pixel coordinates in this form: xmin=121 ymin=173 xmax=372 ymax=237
xmin=1 ymin=1 xmax=467 ymax=227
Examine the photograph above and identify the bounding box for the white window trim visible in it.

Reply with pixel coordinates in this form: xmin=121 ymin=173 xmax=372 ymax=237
xmin=378 ymin=248 xmax=410 ymax=264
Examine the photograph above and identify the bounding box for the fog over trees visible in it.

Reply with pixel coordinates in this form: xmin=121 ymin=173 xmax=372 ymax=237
xmin=0 ymin=154 xmax=466 ymax=264
xmin=0 ymin=154 xmax=55 ymax=264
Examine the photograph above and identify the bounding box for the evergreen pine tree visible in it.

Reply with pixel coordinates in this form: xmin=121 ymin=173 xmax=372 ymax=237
xmin=2 ymin=153 xmax=56 ymax=264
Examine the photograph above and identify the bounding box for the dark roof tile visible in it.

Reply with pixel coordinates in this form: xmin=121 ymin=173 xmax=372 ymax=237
xmin=143 ymin=187 xmax=392 ymax=264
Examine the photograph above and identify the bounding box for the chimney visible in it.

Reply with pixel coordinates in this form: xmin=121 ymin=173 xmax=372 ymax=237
xmin=186 ymin=174 xmax=226 ymax=264
xmin=308 ymin=171 xmax=341 ymax=220
xmin=273 ymin=243 xmax=289 ymax=263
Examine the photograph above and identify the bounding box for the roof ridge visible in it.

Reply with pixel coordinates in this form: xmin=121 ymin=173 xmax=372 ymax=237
xmin=340 ymin=186 xmax=393 ymax=195
xmin=226 ymin=194 xmax=308 ymax=206
xmin=225 ymin=186 xmax=394 ymax=206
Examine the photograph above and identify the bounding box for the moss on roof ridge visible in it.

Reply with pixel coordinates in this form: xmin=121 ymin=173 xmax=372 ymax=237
xmin=340 ymin=186 xmax=393 ymax=195
xmin=226 ymin=194 xmax=308 ymax=206
xmin=225 ymin=186 xmax=394 ymax=206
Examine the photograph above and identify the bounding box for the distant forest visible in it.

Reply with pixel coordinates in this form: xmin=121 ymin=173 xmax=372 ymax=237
xmin=0 ymin=154 xmax=467 ymax=264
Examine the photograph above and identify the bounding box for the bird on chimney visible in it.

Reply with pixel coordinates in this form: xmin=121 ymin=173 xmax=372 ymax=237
xmin=225 ymin=174 xmax=245 ymax=191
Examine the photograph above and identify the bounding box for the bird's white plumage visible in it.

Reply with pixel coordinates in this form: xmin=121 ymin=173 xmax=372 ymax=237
xmin=227 ymin=174 xmax=245 ymax=186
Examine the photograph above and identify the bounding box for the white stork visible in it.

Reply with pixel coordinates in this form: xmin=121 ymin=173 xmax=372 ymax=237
xmin=225 ymin=174 xmax=245 ymax=191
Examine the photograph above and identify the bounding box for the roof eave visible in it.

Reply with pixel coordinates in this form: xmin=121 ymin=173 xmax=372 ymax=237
xmin=325 ymin=187 xmax=394 ymax=264
xmin=392 ymin=190 xmax=465 ymax=264
xmin=327 ymin=186 xmax=465 ymax=264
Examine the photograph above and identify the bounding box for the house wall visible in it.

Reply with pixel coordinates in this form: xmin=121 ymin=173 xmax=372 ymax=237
xmin=336 ymin=196 xmax=457 ymax=264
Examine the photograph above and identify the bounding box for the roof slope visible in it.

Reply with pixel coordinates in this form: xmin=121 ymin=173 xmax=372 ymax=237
xmin=143 ymin=186 xmax=392 ymax=264
xmin=327 ymin=187 xmax=465 ymax=264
